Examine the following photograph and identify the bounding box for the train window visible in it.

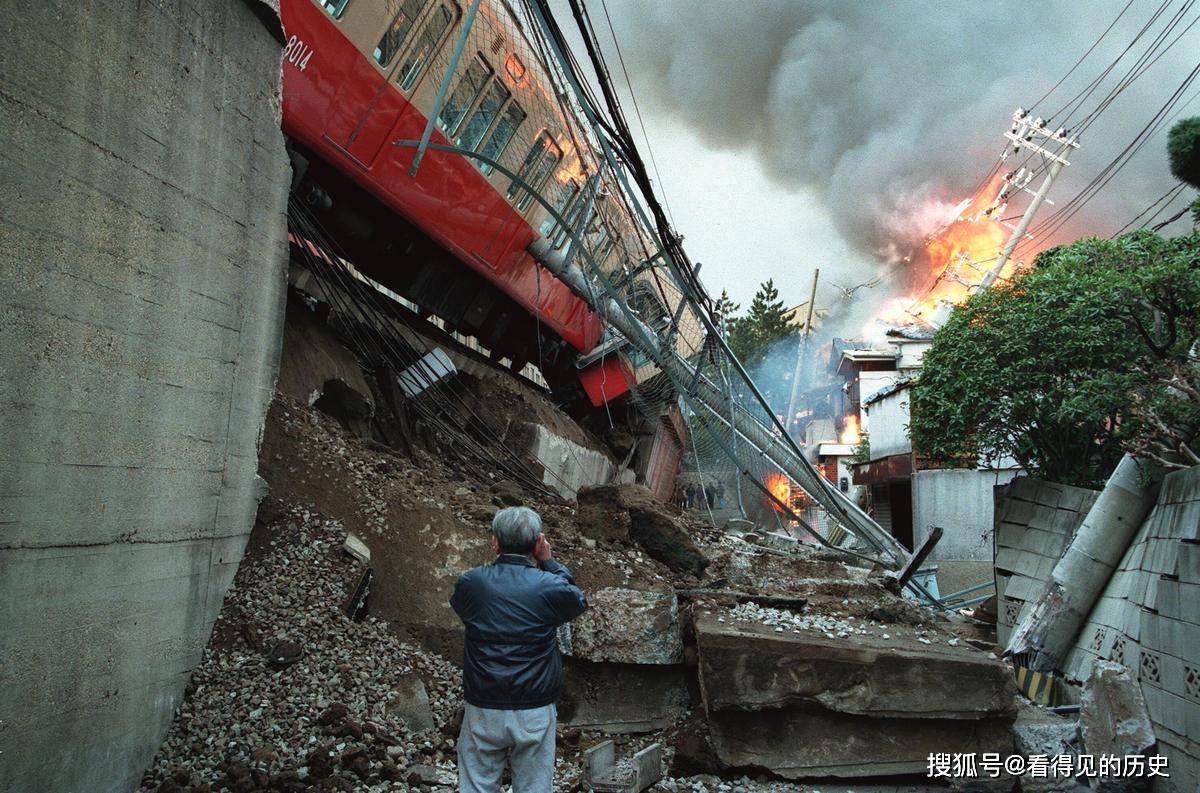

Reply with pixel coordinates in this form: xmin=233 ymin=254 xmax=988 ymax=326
xmin=397 ymin=4 xmax=455 ymax=91
xmin=438 ymin=56 xmax=492 ymax=136
xmin=508 ymin=132 xmax=562 ymax=212
xmin=456 ymin=80 xmax=510 ymax=152
xmin=477 ymin=102 xmax=525 ymax=172
xmin=540 ymin=180 xmax=580 ymax=237
xmin=322 ymin=0 xmax=350 ymax=18
xmin=373 ymin=0 xmax=425 ymax=67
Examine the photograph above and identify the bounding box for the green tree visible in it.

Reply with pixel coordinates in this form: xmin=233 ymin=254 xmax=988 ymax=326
xmin=714 ymin=290 xmax=740 ymax=328
xmin=1167 ymin=117 xmax=1200 ymax=226
xmin=727 ymin=279 xmax=795 ymax=364
xmin=911 ymin=230 xmax=1200 ymax=487
xmin=1168 ymin=117 xmax=1200 ymax=188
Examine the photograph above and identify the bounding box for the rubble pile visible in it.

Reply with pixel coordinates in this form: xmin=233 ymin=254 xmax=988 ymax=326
xmin=139 ymin=507 xmax=464 ymax=792
xmin=142 ymin=385 xmax=1029 ymax=790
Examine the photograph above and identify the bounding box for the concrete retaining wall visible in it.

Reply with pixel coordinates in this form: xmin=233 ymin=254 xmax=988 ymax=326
xmin=0 ymin=1 xmax=289 ymax=791
xmin=913 ymin=468 xmax=1018 ymax=593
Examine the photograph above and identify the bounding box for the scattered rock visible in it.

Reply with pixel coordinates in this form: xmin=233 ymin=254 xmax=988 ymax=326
xmin=265 ymin=640 xmax=304 ymax=669
xmin=317 ymin=703 xmax=349 ymax=726
xmin=1080 ymin=661 xmax=1156 ymax=793
xmin=387 ymin=673 xmax=436 ymax=733
xmin=489 ymin=479 xmax=525 ymax=506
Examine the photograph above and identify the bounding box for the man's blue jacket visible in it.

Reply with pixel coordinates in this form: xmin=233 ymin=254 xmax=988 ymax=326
xmin=450 ymin=554 xmax=588 ymax=710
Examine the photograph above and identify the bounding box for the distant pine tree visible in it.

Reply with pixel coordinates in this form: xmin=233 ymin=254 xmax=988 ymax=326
xmin=728 ymin=279 xmax=794 ymax=364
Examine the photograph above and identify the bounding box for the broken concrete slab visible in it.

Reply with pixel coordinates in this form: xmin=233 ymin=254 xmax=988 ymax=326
xmin=1080 ymin=661 xmax=1156 ymax=792
xmin=342 ymin=533 xmax=370 ymax=564
xmin=566 ymin=586 xmax=682 ymax=665
xmin=559 ymin=659 xmax=689 ymax=734
xmin=385 ymin=673 xmax=435 ymax=733
xmin=695 ymin=614 xmax=1018 ymax=719
xmin=706 ymin=704 xmax=1015 ymax=779
xmin=506 ymin=420 xmax=616 ymax=499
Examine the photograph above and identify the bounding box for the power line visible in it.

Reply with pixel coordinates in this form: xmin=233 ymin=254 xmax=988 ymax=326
xmin=1029 ymin=0 xmax=1136 ymax=115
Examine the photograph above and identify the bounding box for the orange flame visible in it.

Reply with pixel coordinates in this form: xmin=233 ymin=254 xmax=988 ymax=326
xmin=766 ymin=472 xmax=791 ymax=511
xmin=873 ymin=173 xmax=1018 ymax=329
xmin=840 ymin=414 xmax=861 ymax=445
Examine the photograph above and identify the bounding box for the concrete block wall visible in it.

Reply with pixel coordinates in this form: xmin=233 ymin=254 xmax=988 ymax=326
xmin=1061 ymin=466 xmax=1200 ymax=792
xmin=993 ymin=477 xmax=1099 ymax=646
xmin=0 ymin=1 xmax=289 ymax=791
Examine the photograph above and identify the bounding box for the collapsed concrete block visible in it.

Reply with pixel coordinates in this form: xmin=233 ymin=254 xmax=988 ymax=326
xmin=1080 ymin=661 xmax=1156 ymax=792
xmin=1013 ymin=703 xmax=1080 ymax=793
xmin=576 ymin=484 xmax=708 ymax=577
xmin=507 ymin=421 xmax=616 ymax=499
xmin=342 ymin=533 xmax=370 ymax=564
xmin=385 ymin=673 xmax=436 ymax=733
xmin=567 ymin=587 xmax=682 ymax=665
xmin=707 ymin=704 xmax=1015 ymax=779
xmin=695 ymin=614 xmax=1017 ymax=719
xmin=694 ymin=614 xmax=1017 ymax=778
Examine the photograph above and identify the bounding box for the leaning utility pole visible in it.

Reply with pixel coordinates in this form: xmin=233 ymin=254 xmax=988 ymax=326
xmin=784 ymin=268 xmax=819 ymax=435
xmin=932 ymin=109 xmax=1079 ymax=326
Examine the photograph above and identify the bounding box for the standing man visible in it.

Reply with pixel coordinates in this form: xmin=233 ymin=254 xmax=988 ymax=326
xmin=450 ymin=506 xmax=588 ymax=792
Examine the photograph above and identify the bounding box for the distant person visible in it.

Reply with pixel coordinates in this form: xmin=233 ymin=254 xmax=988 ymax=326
xmin=704 ymin=483 xmax=716 ymax=509
xmin=717 ymin=484 xmax=726 ymax=508
xmin=684 ymin=483 xmax=695 ymax=509
xmin=450 ymin=507 xmax=588 ymax=792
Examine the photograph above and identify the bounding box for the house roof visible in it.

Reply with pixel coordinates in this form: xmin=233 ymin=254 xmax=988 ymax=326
xmin=835 ymin=348 xmax=898 ymax=376
xmin=885 ymin=324 xmax=935 ymax=341
xmin=816 ymin=442 xmax=856 ymax=457
xmin=863 ymin=377 xmax=913 ymax=407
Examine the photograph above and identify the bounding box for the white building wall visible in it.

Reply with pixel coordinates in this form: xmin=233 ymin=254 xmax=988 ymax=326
xmin=858 ymin=370 xmax=899 ymax=404
xmin=866 ymin=389 xmax=912 ymax=460
xmin=895 ymin=339 xmax=932 ymax=371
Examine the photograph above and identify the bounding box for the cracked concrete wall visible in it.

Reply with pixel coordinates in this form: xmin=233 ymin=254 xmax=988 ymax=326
xmin=0 ymin=1 xmax=289 ymax=791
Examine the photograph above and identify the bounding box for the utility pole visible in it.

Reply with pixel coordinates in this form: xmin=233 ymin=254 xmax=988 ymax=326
xmin=931 ymin=109 xmax=1079 ymax=327
xmin=784 ymin=268 xmax=819 ymax=436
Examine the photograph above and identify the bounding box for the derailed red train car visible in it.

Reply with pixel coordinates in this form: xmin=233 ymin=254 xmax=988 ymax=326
xmin=279 ymin=0 xmax=638 ymax=407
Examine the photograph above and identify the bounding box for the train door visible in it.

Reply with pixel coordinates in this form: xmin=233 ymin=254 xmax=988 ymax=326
xmin=323 ymin=0 xmax=438 ymax=167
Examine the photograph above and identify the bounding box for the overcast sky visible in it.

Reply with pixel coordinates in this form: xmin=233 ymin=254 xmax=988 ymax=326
xmin=552 ymin=0 xmax=1200 ymax=312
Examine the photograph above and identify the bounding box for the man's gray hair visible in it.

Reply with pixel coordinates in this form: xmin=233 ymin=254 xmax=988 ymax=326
xmin=491 ymin=506 xmax=542 ymax=554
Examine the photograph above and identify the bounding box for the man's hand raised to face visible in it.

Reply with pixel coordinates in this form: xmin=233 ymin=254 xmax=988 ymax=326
xmin=533 ymin=533 xmax=552 ymax=563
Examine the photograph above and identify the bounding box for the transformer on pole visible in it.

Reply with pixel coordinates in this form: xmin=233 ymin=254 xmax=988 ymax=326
xmin=931 ymin=108 xmax=1080 ymax=327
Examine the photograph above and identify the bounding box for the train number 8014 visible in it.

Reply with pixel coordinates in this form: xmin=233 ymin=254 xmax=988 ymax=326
xmin=284 ymin=35 xmax=314 ymax=71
